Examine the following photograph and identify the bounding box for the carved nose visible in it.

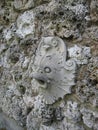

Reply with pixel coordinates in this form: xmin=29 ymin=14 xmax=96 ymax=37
xmin=43 ymin=45 xmax=51 ymax=50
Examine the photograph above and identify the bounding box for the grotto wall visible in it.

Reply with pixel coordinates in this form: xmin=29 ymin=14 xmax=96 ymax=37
xmin=0 ymin=0 xmax=98 ymax=130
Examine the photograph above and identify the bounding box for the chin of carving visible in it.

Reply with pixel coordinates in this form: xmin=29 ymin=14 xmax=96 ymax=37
xmin=32 ymin=37 xmax=76 ymax=104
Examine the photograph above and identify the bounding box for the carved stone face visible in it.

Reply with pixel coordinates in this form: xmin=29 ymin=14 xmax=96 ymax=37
xmin=33 ymin=37 xmax=76 ymax=104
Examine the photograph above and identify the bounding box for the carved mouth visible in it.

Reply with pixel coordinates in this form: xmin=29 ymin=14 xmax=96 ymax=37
xmin=36 ymin=79 xmax=45 ymax=85
xmin=33 ymin=74 xmax=48 ymax=89
xmin=36 ymin=79 xmax=47 ymax=89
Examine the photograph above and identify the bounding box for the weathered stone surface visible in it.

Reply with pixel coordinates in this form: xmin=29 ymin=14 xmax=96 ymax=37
xmin=90 ymin=0 xmax=98 ymax=22
xmin=68 ymin=45 xmax=91 ymax=65
xmin=13 ymin=0 xmax=35 ymax=11
xmin=0 ymin=110 xmax=24 ymax=130
xmin=81 ymin=108 xmax=98 ymax=130
xmin=0 ymin=0 xmax=98 ymax=130
xmin=16 ymin=10 xmax=35 ymax=38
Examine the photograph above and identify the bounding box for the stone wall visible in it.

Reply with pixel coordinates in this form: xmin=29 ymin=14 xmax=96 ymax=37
xmin=0 ymin=0 xmax=98 ymax=130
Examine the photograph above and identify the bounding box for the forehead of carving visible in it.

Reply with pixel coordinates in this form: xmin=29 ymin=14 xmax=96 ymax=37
xmin=43 ymin=37 xmax=65 ymax=47
xmin=42 ymin=37 xmax=54 ymax=43
xmin=39 ymin=37 xmax=66 ymax=58
xmin=40 ymin=55 xmax=62 ymax=70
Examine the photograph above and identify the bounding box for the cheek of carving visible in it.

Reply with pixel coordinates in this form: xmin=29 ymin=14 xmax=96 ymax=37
xmin=33 ymin=37 xmax=76 ymax=104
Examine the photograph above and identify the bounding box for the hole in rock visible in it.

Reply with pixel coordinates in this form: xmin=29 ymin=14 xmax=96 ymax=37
xmin=37 ymin=79 xmax=45 ymax=85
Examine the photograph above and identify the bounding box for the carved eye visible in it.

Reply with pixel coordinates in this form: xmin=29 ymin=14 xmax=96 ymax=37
xmin=44 ymin=67 xmax=51 ymax=73
xmin=52 ymin=39 xmax=58 ymax=47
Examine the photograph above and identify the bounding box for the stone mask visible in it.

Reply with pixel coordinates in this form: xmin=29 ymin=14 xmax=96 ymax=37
xmin=32 ymin=37 xmax=76 ymax=104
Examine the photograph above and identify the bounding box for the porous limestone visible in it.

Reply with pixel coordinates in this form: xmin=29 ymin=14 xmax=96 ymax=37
xmin=68 ymin=45 xmax=91 ymax=65
xmin=0 ymin=0 xmax=98 ymax=130
xmin=16 ymin=10 xmax=35 ymax=38
xmin=14 ymin=0 xmax=35 ymax=11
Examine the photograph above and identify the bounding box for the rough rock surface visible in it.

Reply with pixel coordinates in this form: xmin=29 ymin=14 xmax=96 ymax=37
xmin=0 ymin=0 xmax=98 ymax=130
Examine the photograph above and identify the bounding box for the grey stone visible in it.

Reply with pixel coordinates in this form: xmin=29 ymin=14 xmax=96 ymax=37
xmin=32 ymin=36 xmax=76 ymax=104
xmin=0 ymin=0 xmax=98 ymax=130
xmin=68 ymin=45 xmax=91 ymax=65
xmin=16 ymin=10 xmax=35 ymax=38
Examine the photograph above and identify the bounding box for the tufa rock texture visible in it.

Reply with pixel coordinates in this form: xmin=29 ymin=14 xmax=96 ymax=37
xmin=0 ymin=0 xmax=98 ymax=130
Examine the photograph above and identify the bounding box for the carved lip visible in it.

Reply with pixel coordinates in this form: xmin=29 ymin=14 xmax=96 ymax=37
xmin=33 ymin=73 xmax=49 ymax=89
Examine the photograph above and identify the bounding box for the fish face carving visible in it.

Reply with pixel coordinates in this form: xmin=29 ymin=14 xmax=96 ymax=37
xmin=33 ymin=37 xmax=76 ymax=104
